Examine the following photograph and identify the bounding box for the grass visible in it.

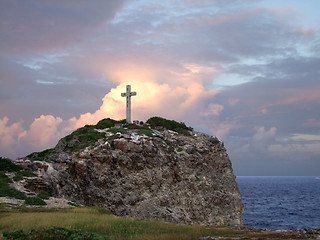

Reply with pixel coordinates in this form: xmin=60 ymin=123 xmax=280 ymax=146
xmin=0 ymin=207 xmax=307 ymax=240
xmin=0 ymin=207 xmax=251 ymax=240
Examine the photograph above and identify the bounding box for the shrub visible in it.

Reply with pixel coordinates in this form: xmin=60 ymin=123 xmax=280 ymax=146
xmin=107 ymin=135 xmax=119 ymax=141
xmin=0 ymin=171 xmax=27 ymax=199
xmin=27 ymin=148 xmax=55 ymax=162
xmin=62 ymin=125 xmax=106 ymax=152
xmin=37 ymin=191 xmax=51 ymax=199
xmin=125 ymin=123 xmax=140 ymax=129
xmin=0 ymin=185 xmax=27 ymax=200
xmin=0 ymin=157 xmax=23 ymax=172
xmin=140 ymin=125 xmax=150 ymax=130
xmin=177 ymin=147 xmax=183 ymax=152
xmin=146 ymin=117 xmax=193 ymax=134
xmin=67 ymin=202 xmax=81 ymax=207
xmin=107 ymin=128 xmax=128 ymax=134
xmin=137 ymin=129 xmax=153 ymax=137
xmin=0 ymin=172 xmax=12 ymax=185
xmin=24 ymin=197 xmax=47 ymax=206
xmin=13 ymin=170 xmax=37 ymax=181
xmin=3 ymin=226 xmax=110 ymax=240
xmin=95 ymin=118 xmax=116 ymax=129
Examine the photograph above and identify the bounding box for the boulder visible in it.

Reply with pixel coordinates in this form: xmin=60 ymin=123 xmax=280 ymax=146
xmin=20 ymin=129 xmax=244 ymax=227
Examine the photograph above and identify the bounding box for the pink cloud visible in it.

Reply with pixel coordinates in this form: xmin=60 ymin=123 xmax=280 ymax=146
xmin=0 ymin=117 xmax=26 ymax=157
xmin=203 ymin=103 xmax=224 ymax=116
xmin=261 ymin=108 xmax=268 ymax=115
xmin=21 ymin=115 xmax=63 ymax=150
xmin=0 ymin=115 xmax=66 ymax=158
xmin=0 ymin=76 xmax=220 ymax=159
xmin=207 ymin=121 xmax=242 ymax=140
xmin=229 ymin=98 xmax=240 ymax=105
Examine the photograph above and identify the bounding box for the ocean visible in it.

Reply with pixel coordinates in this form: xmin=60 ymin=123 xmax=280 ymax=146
xmin=236 ymin=176 xmax=320 ymax=230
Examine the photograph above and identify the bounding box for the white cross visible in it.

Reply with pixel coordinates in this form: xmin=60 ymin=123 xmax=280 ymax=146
xmin=121 ymin=85 xmax=137 ymax=124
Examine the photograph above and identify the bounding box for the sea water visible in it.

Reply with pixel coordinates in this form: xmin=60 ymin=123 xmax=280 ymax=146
xmin=236 ymin=176 xmax=320 ymax=230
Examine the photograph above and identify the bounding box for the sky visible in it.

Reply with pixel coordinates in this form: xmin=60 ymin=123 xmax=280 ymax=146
xmin=1 ymin=0 xmax=320 ymax=176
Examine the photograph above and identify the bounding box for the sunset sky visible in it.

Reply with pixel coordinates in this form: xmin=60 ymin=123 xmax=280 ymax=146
xmin=1 ymin=0 xmax=319 ymax=176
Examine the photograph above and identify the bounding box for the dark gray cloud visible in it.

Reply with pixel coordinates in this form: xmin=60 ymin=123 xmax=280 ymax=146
xmin=0 ymin=0 xmax=125 ymax=54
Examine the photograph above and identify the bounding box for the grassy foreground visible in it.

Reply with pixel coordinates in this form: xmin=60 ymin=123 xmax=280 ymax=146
xmin=0 ymin=207 xmax=315 ymax=240
xmin=0 ymin=207 xmax=246 ymax=240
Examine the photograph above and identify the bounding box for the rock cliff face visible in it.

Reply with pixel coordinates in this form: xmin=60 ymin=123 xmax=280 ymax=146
xmin=19 ymin=124 xmax=244 ymax=227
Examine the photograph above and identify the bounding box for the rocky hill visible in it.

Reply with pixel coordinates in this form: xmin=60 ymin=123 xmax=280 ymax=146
xmin=5 ymin=117 xmax=244 ymax=227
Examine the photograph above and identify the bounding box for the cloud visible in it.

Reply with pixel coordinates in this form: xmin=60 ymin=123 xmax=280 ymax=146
xmin=0 ymin=1 xmax=125 ymax=54
xmin=0 ymin=75 xmax=219 ymax=158
xmin=303 ymin=118 xmax=320 ymax=128
xmin=67 ymin=76 xmax=219 ymax=129
xmin=1 ymin=1 xmax=320 ymax=175
xmin=270 ymin=133 xmax=320 ymax=154
xmin=21 ymin=115 xmax=63 ymax=150
xmin=0 ymin=117 xmax=26 ymax=157
xmin=203 ymin=104 xmax=224 ymax=116
xmin=0 ymin=115 xmax=66 ymax=158
xmin=269 ymin=143 xmax=320 ymax=154
xmin=253 ymin=126 xmax=277 ymax=141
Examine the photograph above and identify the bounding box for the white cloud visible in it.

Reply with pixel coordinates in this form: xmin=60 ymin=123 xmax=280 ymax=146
xmin=253 ymin=126 xmax=277 ymax=141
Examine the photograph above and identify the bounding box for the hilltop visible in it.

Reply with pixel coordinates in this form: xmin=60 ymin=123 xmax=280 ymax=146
xmin=1 ymin=117 xmax=244 ymax=227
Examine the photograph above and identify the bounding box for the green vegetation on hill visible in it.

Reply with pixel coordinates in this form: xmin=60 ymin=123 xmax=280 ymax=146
xmin=0 ymin=158 xmax=33 ymax=200
xmin=26 ymin=148 xmax=55 ymax=162
xmin=0 ymin=158 xmax=23 ymax=172
xmin=0 ymin=158 xmax=53 ymax=205
xmin=26 ymin=117 xmax=192 ymax=162
xmin=0 ymin=161 xmax=27 ymax=200
xmin=27 ymin=118 xmax=127 ymax=162
xmin=63 ymin=125 xmax=106 ymax=152
xmin=24 ymin=197 xmax=47 ymax=206
xmin=146 ymin=116 xmax=193 ymax=134
xmin=95 ymin=118 xmax=125 ymax=129
xmin=13 ymin=170 xmax=37 ymax=182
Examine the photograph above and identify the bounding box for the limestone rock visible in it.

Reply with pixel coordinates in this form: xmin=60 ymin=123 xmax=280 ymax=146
xmin=20 ymin=129 xmax=244 ymax=227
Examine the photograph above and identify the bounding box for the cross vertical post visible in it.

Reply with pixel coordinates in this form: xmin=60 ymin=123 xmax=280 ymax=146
xmin=121 ymin=85 xmax=137 ymax=124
